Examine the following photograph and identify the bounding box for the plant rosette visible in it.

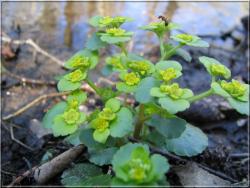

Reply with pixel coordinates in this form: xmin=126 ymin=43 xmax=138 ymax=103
xmin=116 ymin=72 xmax=142 ymax=93
xmin=140 ymin=21 xmax=179 ymax=38
xmin=199 ymin=56 xmax=231 ymax=79
xmin=211 ymin=79 xmax=249 ymax=115
xmin=112 ymin=143 xmax=169 ymax=185
xmin=171 ymin=33 xmax=209 ymax=48
xmin=89 ymin=16 xmax=133 ymax=28
xmin=98 ymin=28 xmax=133 ymax=44
xmin=154 ymin=60 xmax=182 ymax=83
xmin=150 ymin=83 xmax=193 ymax=114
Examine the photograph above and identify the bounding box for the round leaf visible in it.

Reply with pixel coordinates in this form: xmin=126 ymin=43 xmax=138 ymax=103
xmin=227 ymin=97 xmax=249 ymax=116
xmin=159 ymin=97 xmax=190 ymax=114
xmin=150 ymin=87 xmax=166 ymax=98
xmin=135 ymin=77 xmax=160 ymax=104
xmin=116 ymin=82 xmax=137 ymax=93
xmin=67 ymin=90 xmax=87 ymax=104
xmin=155 ymin=60 xmax=182 ymax=71
xmin=165 ymin=124 xmax=208 ymax=157
xmin=105 ymin=98 xmax=121 ymax=112
xmin=110 ymin=107 xmax=133 ymax=137
xmin=42 ymin=102 xmax=67 ymax=129
xmin=79 ymin=129 xmax=105 ymax=150
xmin=52 ymin=115 xmax=78 ymax=136
xmin=89 ymin=147 xmax=118 ymax=166
xmin=57 ymin=78 xmax=81 ymax=92
xmin=147 ymin=115 xmax=186 ymax=139
xmin=86 ymin=32 xmax=107 ymax=50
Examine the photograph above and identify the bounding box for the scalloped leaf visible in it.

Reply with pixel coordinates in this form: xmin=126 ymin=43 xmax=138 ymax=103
xmin=105 ymin=98 xmax=121 ymax=112
xmin=89 ymin=147 xmax=118 ymax=166
xmin=42 ymin=102 xmax=67 ymax=129
xmin=165 ymin=124 xmax=208 ymax=157
xmin=116 ymin=82 xmax=137 ymax=93
xmin=159 ymin=97 xmax=190 ymax=114
xmin=110 ymin=107 xmax=133 ymax=137
xmin=175 ymin=48 xmax=192 ymax=62
xmin=79 ymin=129 xmax=106 ymax=150
xmin=86 ymin=32 xmax=107 ymax=50
xmin=79 ymin=174 xmax=112 ymax=186
xmin=227 ymin=97 xmax=249 ymax=115
xmin=61 ymin=163 xmax=102 ymax=186
xmin=57 ymin=78 xmax=81 ymax=92
xmin=135 ymin=77 xmax=160 ymax=104
xmin=146 ymin=115 xmax=186 ymax=139
xmin=155 ymin=60 xmax=182 ymax=71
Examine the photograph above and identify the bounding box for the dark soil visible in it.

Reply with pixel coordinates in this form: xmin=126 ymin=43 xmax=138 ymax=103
xmin=1 ymin=15 xmax=249 ymax=187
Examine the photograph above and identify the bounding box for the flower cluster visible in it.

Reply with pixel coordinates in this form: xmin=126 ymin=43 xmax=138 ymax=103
xmin=221 ymin=80 xmax=247 ymax=100
xmin=160 ymin=83 xmax=184 ymax=100
xmin=90 ymin=98 xmax=121 ymax=143
xmin=171 ymin=33 xmax=209 ymax=47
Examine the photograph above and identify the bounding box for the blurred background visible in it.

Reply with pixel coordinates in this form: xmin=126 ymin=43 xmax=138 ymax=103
xmin=1 ymin=1 xmax=249 ymax=186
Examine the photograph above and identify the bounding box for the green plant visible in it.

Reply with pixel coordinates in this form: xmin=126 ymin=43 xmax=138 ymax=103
xmin=43 ymin=15 xmax=249 ymax=186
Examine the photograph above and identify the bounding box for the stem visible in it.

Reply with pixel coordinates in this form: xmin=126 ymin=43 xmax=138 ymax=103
xmin=119 ymin=43 xmax=128 ymax=56
xmin=164 ymin=43 xmax=184 ymax=59
xmin=133 ymin=104 xmax=145 ymax=139
xmin=188 ymin=89 xmax=214 ymax=103
xmin=159 ymin=36 xmax=165 ymax=61
xmin=86 ymin=78 xmax=100 ymax=95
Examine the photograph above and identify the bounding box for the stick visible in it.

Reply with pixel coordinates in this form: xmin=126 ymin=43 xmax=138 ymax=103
xmin=34 ymin=145 xmax=84 ymax=184
xmin=2 ymin=91 xmax=70 ymax=120
xmin=7 ymin=145 xmax=84 ymax=187
xmin=5 ymin=70 xmax=56 ymax=86
xmin=1 ymin=36 xmax=64 ymax=66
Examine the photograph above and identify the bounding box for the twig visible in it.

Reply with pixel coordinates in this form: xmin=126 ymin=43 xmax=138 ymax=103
xmin=7 ymin=166 xmax=38 ymax=187
xmin=2 ymin=91 xmax=70 ymax=120
xmin=2 ymin=122 xmax=35 ymax=151
xmin=5 ymin=70 xmax=56 ymax=86
xmin=7 ymin=145 xmax=84 ymax=187
xmin=1 ymin=36 xmax=64 ymax=66
xmin=1 ymin=170 xmax=16 ymax=176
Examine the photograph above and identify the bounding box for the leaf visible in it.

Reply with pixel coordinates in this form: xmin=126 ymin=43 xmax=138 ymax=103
xmin=189 ymin=39 xmax=209 ymax=48
xmin=79 ymin=128 xmax=106 ymax=150
xmin=227 ymin=97 xmax=249 ymax=116
xmin=100 ymin=35 xmax=131 ymax=44
xmin=101 ymin=65 xmax=113 ymax=76
xmin=88 ymin=16 xmax=102 ymax=27
xmin=89 ymin=147 xmax=118 ymax=165
xmin=112 ymin=143 xmax=149 ymax=182
xmin=42 ymin=102 xmax=67 ymax=129
xmin=155 ymin=60 xmax=182 ymax=71
xmin=135 ymin=77 xmax=160 ymax=104
xmin=159 ymin=97 xmax=190 ymax=114
xmin=150 ymin=87 xmax=166 ymax=98
xmin=57 ymin=78 xmax=81 ymax=92
xmin=98 ymin=87 xmax=120 ymax=102
xmin=105 ymin=98 xmax=121 ymax=112
xmin=64 ymin=127 xmax=84 ymax=146
xmin=52 ymin=115 xmax=78 ymax=136
xmin=145 ymin=130 xmax=166 ymax=148
xmin=86 ymin=32 xmax=107 ymax=50
xmin=211 ymin=82 xmax=230 ymax=97
xmin=79 ymin=174 xmax=112 ymax=186
xmin=116 ymin=82 xmax=137 ymax=93
xmin=175 ymin=48 xmax=192 ymax=62
xmin=61 ymin=163 xmax=102 ymax=186
xmin=150 ymin=154 xmax=170 ymax=180
xmin=67 ymin=90 xmax=87 ymax=104
xmin=110 ymin=107 xmax=133 ymax=137
xmin=93 ymin=129 xmax=110 ymax=144
xmin=165 ymin=124 xmax=208 ymax=157
xmin=147 ymin=115 xmax=186 ymax=139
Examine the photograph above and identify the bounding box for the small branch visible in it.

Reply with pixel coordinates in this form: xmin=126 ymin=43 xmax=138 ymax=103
xmin=1 ymin=36 xmax=64 ymax=66
xmin=133 ymin=104 xmax=145 ymax=139
xmin=2 ymin=91 xmax=70 ymax=120
xmin=188 ymin=89 xmax=214 ymax=103
xmin=7 ymin=145 xmax=84 ymax=187
xmin=5 ymin=70 xmax=56 ymax=86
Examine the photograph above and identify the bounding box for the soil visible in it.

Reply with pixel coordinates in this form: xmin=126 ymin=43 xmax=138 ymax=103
xmin=1 ymin=15 xmax=249 ymax=186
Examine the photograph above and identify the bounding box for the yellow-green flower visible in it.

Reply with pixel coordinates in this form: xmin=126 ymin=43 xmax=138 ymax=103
xmin=175 ymin=34 xmax=194 ymax=42
xmin=92 ymin=117 xmax=109 ymax=132
xmin=128 ymin=158 xmax=151 ymax=182
xmin=128 ymin=61 xmax=150 ymax=75
xmin=160 ymin=83 xmax=184 ymax=100
xmin=98 ymin=107 xmax=116 ymax=120
xmin=210 ymin=64 xmax=228 ymax=78
xmin=160 ymin=67 xmax=177 ymax=82
xmin=106 ymin=28 xmax=126 ymax=36
xmin=221 ymin=80 xmax=246 ymax=98
xmin=71 ymin=56 xmax=90 ymax=69
xmin=124 ymin=72 xmax=140 ymax=86
xmin=107 ymin=56 xmax=125 ymax=70
xmin=99 ymin=16 xmax=113 ymax=26
xmin=63 ymin=109 xmax=81 ymax=124
xmin=67 ymin=99 xmax=79 ymax=109
xmin=65 ymin=69 xmax=86 ymax=82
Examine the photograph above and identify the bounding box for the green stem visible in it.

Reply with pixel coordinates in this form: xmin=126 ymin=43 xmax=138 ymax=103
xmin=133 ymin=104 xmax=145 ymax=139
xmin=86 ymin=78 xmax=100 ymax=95
xmin=159 ymin=36 xmax=165 ymax=61
xmin=164 ymin=43 xmax=184 ymax=59
xmin=119 ymin=43 xmax=128 ymax=56
xmin=188 ymin=89 xmax=214 ymax=103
